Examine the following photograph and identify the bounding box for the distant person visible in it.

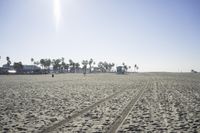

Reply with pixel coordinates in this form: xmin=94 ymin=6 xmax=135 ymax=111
xmin=52 ymin=74 xmax=54 ymax=78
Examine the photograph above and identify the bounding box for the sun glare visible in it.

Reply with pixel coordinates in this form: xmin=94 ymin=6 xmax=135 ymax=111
xmin=54 ymin=0 xmax=61 ymax=31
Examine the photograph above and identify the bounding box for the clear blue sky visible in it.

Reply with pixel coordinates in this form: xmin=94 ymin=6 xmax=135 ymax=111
xmin=0 ymin=0 xmax=200 ymax=72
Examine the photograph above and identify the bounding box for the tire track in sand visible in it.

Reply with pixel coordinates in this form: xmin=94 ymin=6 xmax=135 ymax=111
xmin=39 ymin=86 xmax=131 ymax=133
xmin=106 ymin=81 xmax=149 ymax=133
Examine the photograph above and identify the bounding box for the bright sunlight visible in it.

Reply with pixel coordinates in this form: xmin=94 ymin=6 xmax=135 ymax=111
xmin=54 ymin=0 xmax=61 ymax=31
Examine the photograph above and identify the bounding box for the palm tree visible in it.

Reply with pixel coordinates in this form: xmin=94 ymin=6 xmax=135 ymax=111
xmin=31 ymin=58 xmax=34 ymax=70
xmin=89 ymin=58 xmax=93 ymax=73
xmin=61 ymin=57 xmax=65 ymax=72
xmin=45 ymin=59 xmax=51 ymax=71
xmin=124 ymin=65 xmax=128 ymax=72
xmin=13 ymin=62 xmax=23 ymax=73
xmin=52 ymin=59 xmax=61 ymax=71
xmin=31 ymin=58 xmax=34 ymax=64
xmin=122 ymin=62 xmax=128 ymax=72
xmin=40 ymin=59 xmax=45 ymax=69
xmin=6 ymin=56 xmax=11 ymax=67
xmin=34 ymin=61 xmax=40 ymax=66
xmin=61 ymin=57 xmax=64 ymax=63
xmin=98 ymin=61 xmax=110 ymax=72
xmin=69 ymin=59 xmax=75 ymax=73
xmin=129 ymin=66 xmax=131 ymax=72
xmin=103 ymin=61 xmax=109 ymax=72
xmin=98 ymin=61 xmax=105 ymax=72
xmin=136 ymin=65 xmax=139 ymax=72
xmin=108 ymin=63 xmax=115 ymax=72
xmin=64 ymin=64 xmax=69 ymax=72
xmin=134 ymin=64 xmax=137 ymax=73
xmin=82 ymin=60 xmax=88 ymax=75
xmin=75 ymin=63 xmax=80 ymax=73
xmin=134 ymin=64 xmax=139 ymax=72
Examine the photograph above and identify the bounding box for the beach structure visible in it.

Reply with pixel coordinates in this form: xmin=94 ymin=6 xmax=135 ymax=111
xmin=116 ymin=66 xmax=125 ymax=74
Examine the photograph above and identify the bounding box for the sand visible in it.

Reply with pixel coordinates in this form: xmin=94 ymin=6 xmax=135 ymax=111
xmin=0 ymin=73 xmax=200 ymax=132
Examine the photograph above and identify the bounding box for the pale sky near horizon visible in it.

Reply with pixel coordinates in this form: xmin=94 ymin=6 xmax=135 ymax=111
xmin=0 ymin=0 xmax=200 ymax=72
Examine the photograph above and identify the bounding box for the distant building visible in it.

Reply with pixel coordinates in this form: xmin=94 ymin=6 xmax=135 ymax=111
xmin=2 ymin=64 xmax=13 ymax=69
xmin=1 ymin=64 xmax=43 ymax=74
xmin=69 ymin=67 xmax=75 ymax=73
xmin=116 ymin=66 xmax=125 ymax=74
xmin=23 ymin=65 xmax=40 ymax=70
xmin=22 ymin=65 xmax=41 ymax=73
xmin=75 ymin=67 xmax=83 ymax=73
xmin=0 ymin=67 xmax=8 ymax=74
xmin=1 ymin=64 xmax=15 ymax=74
xmin=93 ymin=67 xmax=101 ymax=73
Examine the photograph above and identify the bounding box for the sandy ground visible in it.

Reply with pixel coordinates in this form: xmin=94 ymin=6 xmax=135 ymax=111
xmin=0 ymin=73 xmax=200 ymax=133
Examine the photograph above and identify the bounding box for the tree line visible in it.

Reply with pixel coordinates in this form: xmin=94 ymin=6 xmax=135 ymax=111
xmin=1 ymin=56 xmax=139 ymax=73
xmin=31 ymin=58 xmax=117 ymax=73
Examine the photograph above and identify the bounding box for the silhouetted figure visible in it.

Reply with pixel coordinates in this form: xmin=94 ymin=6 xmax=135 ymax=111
xmin=52 ymin=74 xmax=54 ymax=78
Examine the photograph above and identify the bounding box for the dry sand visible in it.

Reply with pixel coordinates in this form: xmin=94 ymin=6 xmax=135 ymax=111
xmin=0 ymin=73 xmax=200 ymax=133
